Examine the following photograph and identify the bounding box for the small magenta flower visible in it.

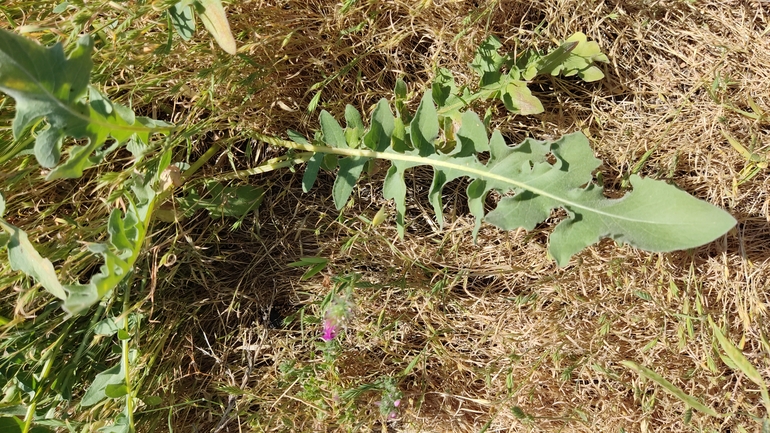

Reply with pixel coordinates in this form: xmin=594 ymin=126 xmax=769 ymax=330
xmin=320 ymin=289 xmax=353 ymax=342
xmin=376 ymin=378 xmax=403 ymax=420
xmin=321 ymin=318 xmax=338 ymax=342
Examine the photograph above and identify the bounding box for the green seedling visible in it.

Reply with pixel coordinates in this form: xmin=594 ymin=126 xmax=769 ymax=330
xmin=721 ymin=129 xmax=768 ymax=187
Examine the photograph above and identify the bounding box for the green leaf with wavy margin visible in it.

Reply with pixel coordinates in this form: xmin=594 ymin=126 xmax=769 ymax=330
xmin=259 ymin=94 xmax=736 ymax=266
xmin=63 ymin=154 xmax=170 ymax=315
xmin=0 ymin=29 xmax=172 ymax=180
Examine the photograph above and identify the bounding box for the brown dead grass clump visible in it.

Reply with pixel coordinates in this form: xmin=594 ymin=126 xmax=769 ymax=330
xmin=141 ymin=0 xmax=770 ymax=432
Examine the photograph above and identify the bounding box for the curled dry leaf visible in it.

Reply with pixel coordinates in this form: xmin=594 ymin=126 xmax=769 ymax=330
xmin=159 ymin=165 xmax=184 ymax=191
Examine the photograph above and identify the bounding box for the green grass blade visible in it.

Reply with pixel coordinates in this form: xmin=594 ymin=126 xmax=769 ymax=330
xmin=621 ymin=360 xmax=721 ymax=418
xmin=709 ymin=317 xmax=770 ymax=413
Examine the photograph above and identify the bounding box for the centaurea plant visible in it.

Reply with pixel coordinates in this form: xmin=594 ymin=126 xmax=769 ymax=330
xmin=320 ymin=278 xmax=355 ymax=342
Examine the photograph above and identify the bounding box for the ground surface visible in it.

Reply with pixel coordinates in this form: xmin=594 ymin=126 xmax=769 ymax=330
xmin=1 ymin=0 xmax=769 ymax=432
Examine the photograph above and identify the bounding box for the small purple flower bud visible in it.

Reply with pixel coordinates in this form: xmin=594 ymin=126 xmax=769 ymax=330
xmin=393 ymin=399 xmax=400 ymax=407
xmin=322 ymin=318 xmax=338 ymax=341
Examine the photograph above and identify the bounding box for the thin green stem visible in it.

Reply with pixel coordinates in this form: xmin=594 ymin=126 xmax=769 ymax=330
xmin=22 ymin=331 xmax=67 ymax=433
xmin=122 ymin=283 xmax=135 ymax=432
xmin=196 ymin=152 xmax=313 ymax=184
xmin=183 ymin=143 xmax=222 ymax=180
xmin=154 ymin=142 xmax=222 ymax=208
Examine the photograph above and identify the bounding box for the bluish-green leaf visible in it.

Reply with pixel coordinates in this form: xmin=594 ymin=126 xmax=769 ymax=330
xmin=483 ymin=133 xmax=736 ymax=266
xmin=470 ymin=35 xmax=505 ymax=86
xmin=169 ymin=1 xmax=196 ymax=41
xmin=362 ymin=99 xmax=395 ymax=152
xmin=345 ymin=104 xmax=366 ymax=143
xmin=81 ymin=363 xmax=124 ymax=407
xmin=94 ymin=317 xmax=125 ymax=336
xmin=97 ymin=413 xmax=130 ymax=433
xmin=502 ymin=81 xmax=544 ymax=115
xmin=432 ymin=68 xmax=459 ymax=108
xmin=302 ymin=153 xmax=324 ymax=193
xmin=0 ymin=29 xmax=171 ymax=179
xmin=394 ymin=78 xmax=409 ymax=121
xmin=320 ymin=110 xmax=347 ymax=149
xmin=410 ymin=92 xmax=439 ymax=156
xmin=279 ymin=98 xmax=735 ymax=266
xmin=333 ymin=156 xmax=367 ymax=209
xmin=428 ymin=111 xmax=489 ymax=228
xmin=455 ymin=111 xmax=489 ymax=155
xmin=63 ymin=160 xmax=169 ymax=315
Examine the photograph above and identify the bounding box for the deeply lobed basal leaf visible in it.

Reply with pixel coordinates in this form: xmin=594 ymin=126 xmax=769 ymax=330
xmin=292 ymin=92 xmax=736 ymax=266
xmin=0 ymin=28 xmax=172 ymax=180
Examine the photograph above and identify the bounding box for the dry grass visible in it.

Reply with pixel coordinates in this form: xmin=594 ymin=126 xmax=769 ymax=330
xmin=1 ymin=0 xmax=769 ymax=432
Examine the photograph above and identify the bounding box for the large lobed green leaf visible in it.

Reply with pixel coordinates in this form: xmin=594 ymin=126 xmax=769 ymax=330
xmin=296 ymin=92 xmax=736 ymax=266
xmin=0 ymin=28 xmax=171 ymax=180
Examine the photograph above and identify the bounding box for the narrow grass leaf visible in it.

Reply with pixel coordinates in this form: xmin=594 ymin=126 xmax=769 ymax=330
xmin=620 ymin=360 xmax=721 ymax=417
xmin=709 ymin=317 xmax=767 ymax=387
xmin=709 ymin=317 xmax=770 ymax=411
xmin=307 ymin=89 xmax=322 ymax=113
xmin=535 ymin=40 xmax=578 ymax=75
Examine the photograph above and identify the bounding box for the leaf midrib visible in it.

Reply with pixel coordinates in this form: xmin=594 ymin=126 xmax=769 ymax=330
xmin=253 ymin=132 xmax=689 ymax=225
